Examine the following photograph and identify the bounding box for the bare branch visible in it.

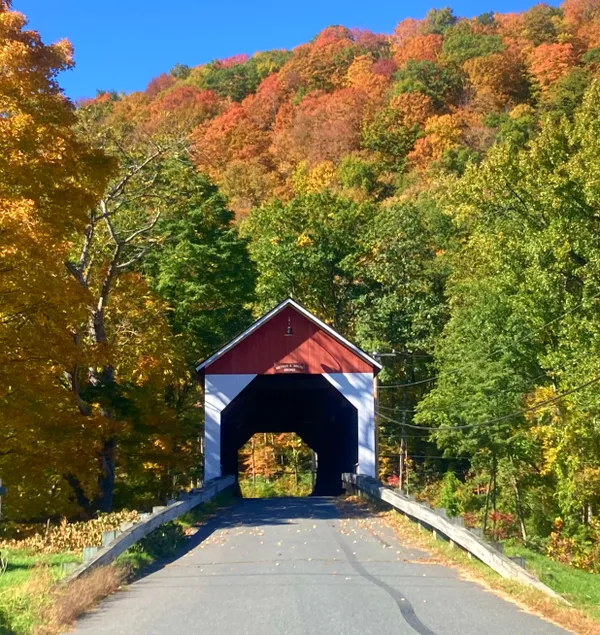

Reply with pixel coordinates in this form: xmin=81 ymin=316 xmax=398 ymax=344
xmin=116 ymin=247 xmax=150 ymax=271
xmin=107 ymin=146 xmax=166 ymax=201
xmin=101 ymin=200 xmax=120 ymax=246
xmin=123 ymin=207 xmax=162 ymax=245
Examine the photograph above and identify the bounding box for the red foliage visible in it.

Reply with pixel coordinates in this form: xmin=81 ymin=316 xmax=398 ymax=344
xmin=350 ymin=28 xmax=390 ymax=55
xmin=314 ymin=25 xmax=353 ymax=49
xmin=272 ymin=88 xmax=368 ymax=166
xmin=215 ymin=53 xmax=249 ymax=68
xmin=243 ymin=74 xmax=287 ymax=129
xmin=145 ymin=73 xmax=176 ymax=97
xmin=372 ymin=58 xmax=398 ymax=77
xmin=487 ymin=511 xmax=517 ymax=541
xmin=387 ymin=474 xmax=400 ymax=487
xmin=149 ymin=86 xmax=221 ymax=125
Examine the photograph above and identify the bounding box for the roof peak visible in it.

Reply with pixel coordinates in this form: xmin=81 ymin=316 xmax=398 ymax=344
xmin=196 ymin=298 xmax=382 ymax=373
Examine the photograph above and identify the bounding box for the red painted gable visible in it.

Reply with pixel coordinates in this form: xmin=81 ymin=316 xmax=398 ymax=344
xmin=206 ymin=306 xmax=372 ymax=375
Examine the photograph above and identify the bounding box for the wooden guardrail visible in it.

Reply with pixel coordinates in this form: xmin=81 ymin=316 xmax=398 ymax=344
xmin=342 ymin=473 xmax=566 ymax=603
xmin=66 ymin=476 xmax=235 ymax=582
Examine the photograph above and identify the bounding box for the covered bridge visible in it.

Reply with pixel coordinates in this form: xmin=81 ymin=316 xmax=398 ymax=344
xmin=196 ymin=299 xmax=381 ymax=495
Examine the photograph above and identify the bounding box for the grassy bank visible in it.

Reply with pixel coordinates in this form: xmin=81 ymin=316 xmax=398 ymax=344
xmin=0 ymin=550 xmax=81 ymax=634
xmin=503 ymin=542 xmax=600 ymax=622
xmin=0 ymin=493 xmax=234 ymax=635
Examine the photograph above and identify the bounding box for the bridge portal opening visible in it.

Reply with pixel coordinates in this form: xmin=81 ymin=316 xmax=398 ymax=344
xmin=222 ymin=375 xmax=358 ymax=496
xmin=238 ymin=433 xmax=313 ymax=497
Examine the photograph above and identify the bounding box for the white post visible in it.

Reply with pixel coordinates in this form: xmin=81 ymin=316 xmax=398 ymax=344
xmin=204 ymin=374 xmax=256 ymax=481
xmin=323 ymin=373 xmax=376 ymax=477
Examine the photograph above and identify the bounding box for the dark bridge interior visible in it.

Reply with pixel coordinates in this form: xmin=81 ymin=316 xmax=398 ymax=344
xmin=221 ymin=375 xmax=358 ymax=495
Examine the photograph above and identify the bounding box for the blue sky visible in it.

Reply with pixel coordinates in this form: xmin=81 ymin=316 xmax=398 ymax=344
xmin=15 ymin=0 xmax=554 ymax=100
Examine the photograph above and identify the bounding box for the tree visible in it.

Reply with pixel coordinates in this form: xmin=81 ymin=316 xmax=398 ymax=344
xmin=392 ymin=60 xmax=464 ymax=109
xmin=463 ymin=52 xmax=529 ymax=110
xmin=394 ymin=34 xmax=443 ymax=67
xmin=522 ymin=3 xmax=562 ymax=46
xmin=442 ymin=21 xmax=504 ymax=65
xmin=61 ymin=89 xmax=198 ymax=513
xmin=143 ymin=159 xmax=255 ymax=363
xmin=0 ymin=1 xmax=113 ymax=519
xmin=241 ymin=192 xmax=376 ymax=334
xmin=418 ymin=81 xmax=600 ymax=529
xmin=421 ymin=7 xmax=457 ymax=35
xmin=529 ymin=43 xmax=578 ymax=90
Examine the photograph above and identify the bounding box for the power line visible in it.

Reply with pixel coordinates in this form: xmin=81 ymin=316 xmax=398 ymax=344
xmin=377 ymin=292 xmax=600 ymax=390
xmin=377 ymin=372 xmax=600 ymax=431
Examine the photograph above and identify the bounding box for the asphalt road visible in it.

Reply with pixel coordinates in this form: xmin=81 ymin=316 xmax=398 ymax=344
xmin=68 ymin=497 xmax=570 ymax=635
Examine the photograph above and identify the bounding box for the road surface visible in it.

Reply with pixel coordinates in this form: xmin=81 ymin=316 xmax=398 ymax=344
xmin=68 ymin=497 xmax=569 ymax=635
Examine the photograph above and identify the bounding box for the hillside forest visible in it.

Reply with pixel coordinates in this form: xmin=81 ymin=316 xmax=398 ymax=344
xmin=2 ymin=0 xmax=600 ymax=572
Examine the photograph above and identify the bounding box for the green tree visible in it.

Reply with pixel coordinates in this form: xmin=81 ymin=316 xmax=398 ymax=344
xmin=241 ymin=192 xmax=376 ymax=334
xmin=441 ymin=22 xmax=504 ymax=65
xmin=392 ymin=60 xmax=464 ymax=109
xmin=422 ymin=7 xmax=457 ymax=35
xmin=143 ymin=159 xmax=255 ymax=363
xmin=418 ymin=81 xmax=600 ymax=530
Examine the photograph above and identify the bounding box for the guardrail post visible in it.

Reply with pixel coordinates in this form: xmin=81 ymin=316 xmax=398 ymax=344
xmin=102 ymin=530 xmax=117 ymax=546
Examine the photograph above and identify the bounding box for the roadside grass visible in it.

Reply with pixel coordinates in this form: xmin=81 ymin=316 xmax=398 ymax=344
xmin=0 ymin=492 xmax=235 ymax=634
xmin=503 ymin=542 xmax=600 ymax=621
xmin=0 ymin=550 xmax=81 ymax=635
xmin=342 ymin=495 xmax=600 ymax=635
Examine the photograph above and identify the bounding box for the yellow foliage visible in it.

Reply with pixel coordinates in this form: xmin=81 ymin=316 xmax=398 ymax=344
xmin=0 ymin=3 xmax=114 ymax=519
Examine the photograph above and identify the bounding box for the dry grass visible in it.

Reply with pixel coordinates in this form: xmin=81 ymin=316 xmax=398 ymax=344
xmin=41 ymin=566 xmax=126 ymax=634
xmin=9 ymin=565 xmax=128 ymax=635
xmin=342 ymin=495 xmax=600 ymax=635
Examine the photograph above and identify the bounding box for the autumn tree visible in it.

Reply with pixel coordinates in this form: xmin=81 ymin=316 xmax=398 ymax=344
xmin=529 ymin=42 xmax=578 ymax=90
xmin=0 ymin=1 xmax=113 ymax=519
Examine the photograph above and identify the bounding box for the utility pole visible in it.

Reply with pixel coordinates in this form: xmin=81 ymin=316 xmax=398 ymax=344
xmin=400 ymin=384 xmax=407 ymax=491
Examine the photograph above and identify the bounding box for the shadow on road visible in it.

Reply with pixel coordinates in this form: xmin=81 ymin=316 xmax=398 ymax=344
xmin=135 ymin=496 xmax=371 ymax=581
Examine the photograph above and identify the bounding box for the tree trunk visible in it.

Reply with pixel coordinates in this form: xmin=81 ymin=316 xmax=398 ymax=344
xmin=95 ymin=436 xmax=116 ymax=513
xmin=510 ymin=460 xmax=528 ymax=542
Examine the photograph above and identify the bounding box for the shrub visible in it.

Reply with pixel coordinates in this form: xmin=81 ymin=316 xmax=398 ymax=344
xmin=437 ymin=471 xmax=464 ymax=517
xmin=0 ymin=511 xmax=140 ymax=555
xmin=132 ymin=522 xmax=185 ymax=559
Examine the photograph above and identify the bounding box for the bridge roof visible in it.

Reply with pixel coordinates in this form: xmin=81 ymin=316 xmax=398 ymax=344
xmin=196 ymin=298 xmax=382 ymax=375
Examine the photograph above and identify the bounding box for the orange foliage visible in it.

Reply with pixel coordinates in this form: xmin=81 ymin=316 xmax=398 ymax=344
xmin=464 ymin=52 xmax=526 ymax=109
xmin=280 ymin=29 xmax=355 ymax=91
xmin=408 ymin=114 xmax=462 ymax=170
xmin=345 ymin=55 xmax=390 ymax=102
xmin=394 ymin=34 xmax=443 ymax=67
xmin=562 ymin=0 xmax=600 ymax=24
xmin=271 ymin=88 xmax=367 ymax=168
xmin=529 ymin=42 xmax=578 ymax=88
xmin=242 ymin=73 xmax=288 ymax=129
xmin=389 ymin=92 xmax=435 ymax=127
xmin=191 ymin=104 xmax=271 ymax=178
xmin=149 ymin=85 xmax=221 ymax=129
xmin=393 ymin=18 xmax=421 ymax=46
